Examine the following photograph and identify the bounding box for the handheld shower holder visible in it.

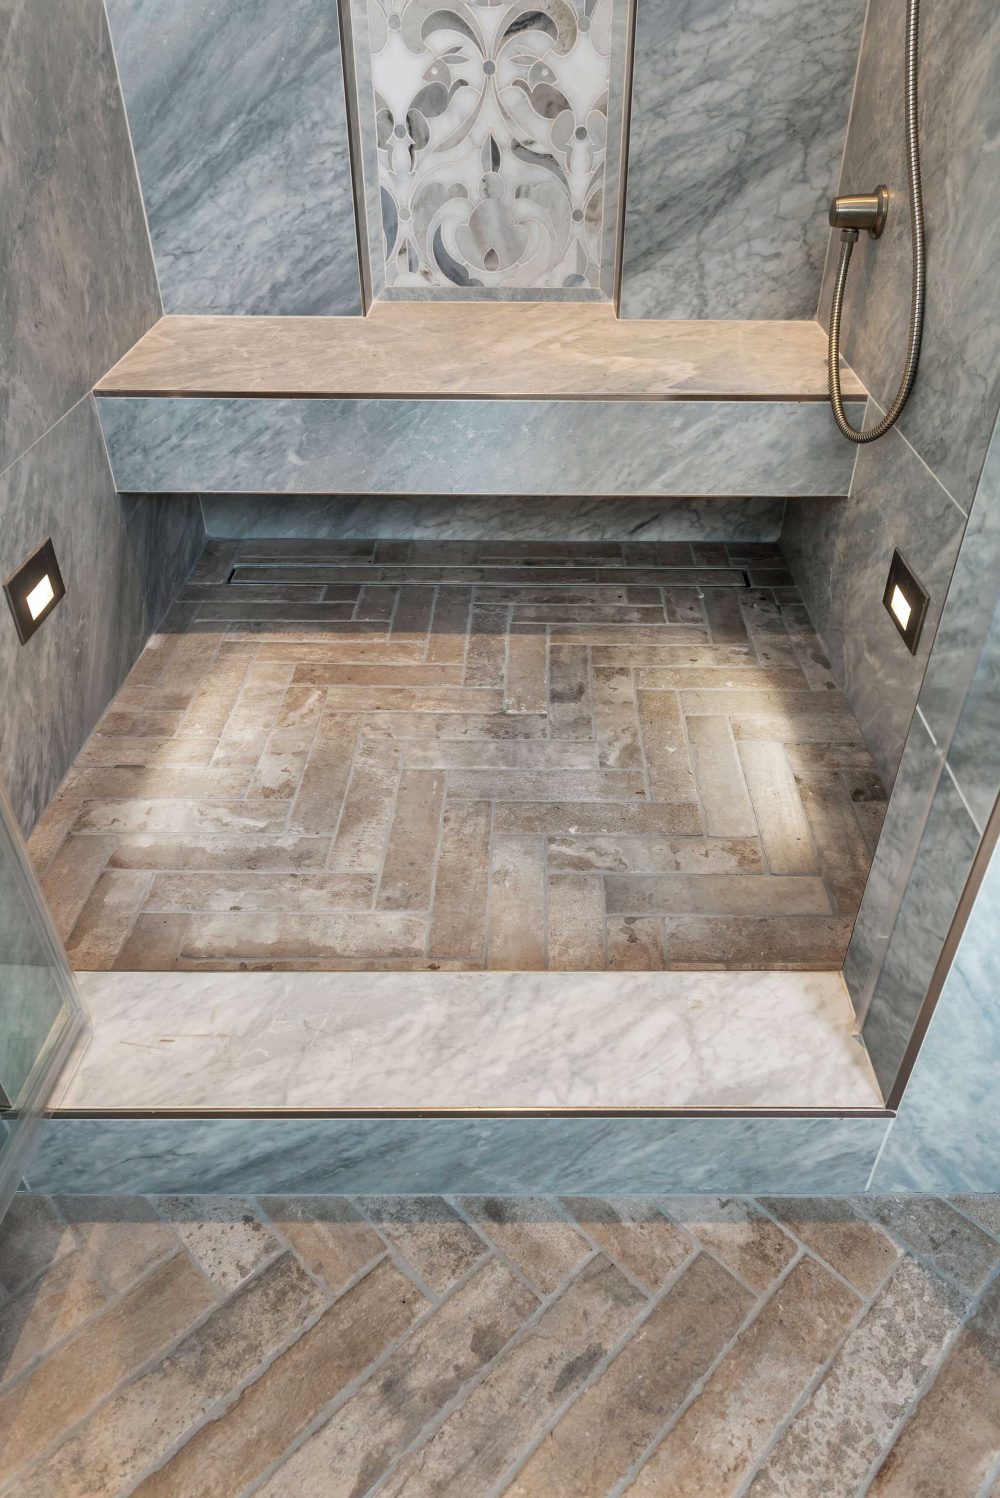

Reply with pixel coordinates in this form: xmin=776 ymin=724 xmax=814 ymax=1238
xmin=829 ymin=186 xmax=889 ymax=239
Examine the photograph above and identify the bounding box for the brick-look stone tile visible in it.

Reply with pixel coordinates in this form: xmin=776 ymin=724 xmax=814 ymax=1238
xmin=761 ymin=1197 xmax=901 ymax=1295
xmin=660 ymin=1197 xmax=797 ymax=1292
xmin=65 ymin=870 xmax=152 ymax=969
xmin=561 ymin=1199 xmax=692 ymax=1291
xmin=145 ymin=870 xmax=375 ymax=915
xmin=741 ymin=589 xmax=800 ymax=669
xmin=254 ymin=1258 xmax=538 ymax=1498
xmin=108 ymin=834 xmax=331 ymax=872
xmin=0 ymin=1253 xmax=214 ymax=1479
xmin=378 ymin=769 xmax=446 ymax=909
xmin=607 ymin=915 xmax=666 ymax=969
xmin=548 ymin=642 xmax=593 ymax=739
xmin=447 ymin=768 xmax=645 ymax=802
xmin=737 ymin=740 xmax=820 ymax=874
xmin=0 ymin=1250 xmax=107 ymax=1385
xmin=63 ymin=766 xmax=254 ymax=801
xmin=951 ymin=1196 xmax=1000 ymax=1238
xmin=55 ymin=1195 xmax=181 ymax=1295
xmin=465 ymin=603 xmax=509 ymax=686
xmin=357 ymin=1197 xmax=488 ymax=1294
xmin=324 ymin=685 xmax=505 ymax=712
xmin=664 ymin=914 xmax=854 ymax=967
xmin=487 ymin=835 xmax=547 ymax=970
xmin=366 ymin=709 xmax=549 ymax=740
xmin=505 ymin=625 xmax=547 ymax=713
xmin=592 ymin=665 xmax=643 ymax=768
xmin=74 ymin=799 xmax=292 ymax=836
xmin=327 ymin=739 xmax=400 ymax=877
xmin=75 ymin=735 xmax=219 ymax=768
xmin=154 ymin=1197 xmax=282 ymax=1293
xmin=792 ymin=766 xmax=875 ymax=914
xmin=496 ymin=801 xmax=703 ymax=836
xmin=376 ymin=1257 xmax=647 ymax=1498
xmin=287 ymin=713 xmax=360 ymax=836
xmin=257 ymin=1197 xmax=384 ymax=1293
xmin=636 ymin=690 xmax=698 ymax=804
xmin=605 ymin=872 xmax=831 ymax=917
xmin=867 ymin=1274 xmax=1000 ymax=1497
xmin=505 ymin=1253 xmax=753 ymax=1498
xmin=703 ymin=588 xmax=752 ymax=648
xmin=426 ymin=586 xmax=472 ymax=663
xmin=686 ymin=714 xmax=758 ymax=836
xmin=246 ymin=750 xmax=309 ymax=801
xmin=389 ymin=584 xmax=435 ymax=644
xmin=401 ymin=740 xmax=595 ymax=770
xmin=174 ymin=653 xmax=252 ymax=738
xmin=39 ymin=835 xmax=117 ymax=941
xmin=745 ymin=1257 xmax=967 ymax=1498
xmin=291 ymin=661 xmax=464 ymax=688
xmin=0 ymin=1196 xmax=76 ymax=1298
xmin=179 ymin=911 xmax=426 ymax=962
xmin=129 ymin=1259 xmax=425 ymax=1498
xmin=547 ymin=834 xmax=762 ymax=873
xmin=457 ymin=1198 xmax=591 ymax=1294
xmin=15 ymin=1254 xmax=327 ymax=1498
xmin=626 ymin=1256 xmax=860 ymax=1495
xmin=427 ymin=799 xmax=492 ymax=963
xmin=861 ymin=1197 xmax=1000 ymax=1293
xmin=112 ymin=913 xmax=191 ymax=969
xmin=547 ymin=873 xmax=606 ymax=969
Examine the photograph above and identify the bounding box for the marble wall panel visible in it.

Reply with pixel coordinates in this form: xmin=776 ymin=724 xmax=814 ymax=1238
xmin=871 ymin=835 xmax=1000 ymax=1193
xmin=818 ymin=0 xmax=1000 ymax=512
xmin=96 ymin=395 xmax=861 ymax=497
xmin=782 ymin=400 xmax=967 ymax=788
xmin=104 ymin=0 xmax=362 ymax=315
xmin=0 ymin=0 xmax=160 ymax=472
xmin=0 ymin=401 xmax=205 ymax=833
xmin=619 ymin=0 xmax=867 ymax=318
xmin=201 ymin=493 xmax=784 ymax=542
xmin=347 ymin=0 xmax=631 ymax=299
xmin=29 ymin=1114 xmax=889 ymax=1196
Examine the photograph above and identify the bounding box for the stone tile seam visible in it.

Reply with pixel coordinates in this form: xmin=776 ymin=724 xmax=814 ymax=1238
xmin=746 ymin=1197 xmax=899 ymax=1305
xmin=348 ymin=1197 xmax=480 ymax=1308
xmin=845 ymin=1195 xmax=989 ymax=1300
xmin=444 ymin=1195 xmax=593 ymax=1303
xmin=0 ymin=389 xmax=94 ymax=487
xmin=814 ymin=0 xmax=874 ymax=325
xmin=944 ymin=758 xmax=986 ymax=837
xmin=869 ymin=397 xmax=970 ymax=521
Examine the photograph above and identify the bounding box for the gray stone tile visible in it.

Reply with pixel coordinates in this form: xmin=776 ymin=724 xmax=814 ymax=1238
xmin=860 ymin=1197 xmax=1000 ymax=1293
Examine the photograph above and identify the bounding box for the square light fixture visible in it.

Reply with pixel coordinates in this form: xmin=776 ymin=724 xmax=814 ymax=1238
xmin=882 ymin=547 xmax=929 ymax=655
xmin=3 ymin=537 xmax=66 ymax=645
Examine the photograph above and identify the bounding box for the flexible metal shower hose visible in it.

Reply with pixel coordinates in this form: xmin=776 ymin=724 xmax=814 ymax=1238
xmin=829 ymin=0 xmax=926 ymax=442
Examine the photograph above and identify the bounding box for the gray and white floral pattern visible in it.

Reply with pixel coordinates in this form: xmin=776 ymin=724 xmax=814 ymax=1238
xmin=356 ymin=0 xmax=624 ymax=293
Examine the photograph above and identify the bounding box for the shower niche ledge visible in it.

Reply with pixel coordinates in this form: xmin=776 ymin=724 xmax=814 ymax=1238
xmin=93 ymin=305 xmax=866 ymax=498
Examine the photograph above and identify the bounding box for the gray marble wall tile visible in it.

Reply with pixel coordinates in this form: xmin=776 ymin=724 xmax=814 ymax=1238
xmin=620 ymin=0 xmax=867 ymax=318
xmin=104 ymin=0 xmax=362 ymax=315
xmin=96 ymin=395 xmax=861 ymax=497
xmin=29 ymin=1114 xmax=889 ymax=1196
xmin=818 ymin=0 xmax=1000 ymax=511
xmin=782 ymin=403 xmax=966 ymax=787
xmin=0 ymin=0 xmax=160 ymax=473
xmin=201 ymin=493 xmax=785 ymax=543
xmin=0 ymin=400 xmax=205 ymax=833
xmin=871 ymin=838 xmax=1000 ymax=1193
xmin=861 ymin=768 xmax=981 ymax=1100
xmin=945 ymin=600 xmax=1000 ymax=836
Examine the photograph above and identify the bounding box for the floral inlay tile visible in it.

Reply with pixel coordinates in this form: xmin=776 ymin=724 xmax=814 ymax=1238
xmin=352 ymin=0 xmax=629 ymax=296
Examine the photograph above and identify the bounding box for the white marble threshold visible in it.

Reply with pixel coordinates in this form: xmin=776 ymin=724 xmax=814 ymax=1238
xmin=54 ymin=970 xmax=884 ymax=1113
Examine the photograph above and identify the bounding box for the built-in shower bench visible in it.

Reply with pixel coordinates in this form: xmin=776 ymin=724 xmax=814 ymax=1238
xmin=93 ymin=303 xmax=866 ymax=497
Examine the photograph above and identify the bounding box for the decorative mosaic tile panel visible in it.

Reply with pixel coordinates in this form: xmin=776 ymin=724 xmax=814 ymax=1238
xmin=349 ymin=0 xmax=631 ymax=297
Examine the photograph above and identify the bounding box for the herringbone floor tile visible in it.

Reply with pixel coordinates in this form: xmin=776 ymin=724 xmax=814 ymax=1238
xmin=29 ymin=540 xmax=887 ymax=971
xmin=2 ymin=1193 xmax=998 ymax=1497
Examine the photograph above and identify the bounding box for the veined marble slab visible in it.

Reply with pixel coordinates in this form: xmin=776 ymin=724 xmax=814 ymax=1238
xmin=95 ymin=307 xmax=865 ymax=399
xmin=58 ymin=970 xmax=883 ymax=1112
xmin=96 ymin=394 xmax=862 ymax=497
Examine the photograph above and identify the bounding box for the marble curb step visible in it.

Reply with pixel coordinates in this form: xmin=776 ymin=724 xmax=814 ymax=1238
xmin=92 ymin=308 xmax=866 ymax=497
xmin=51 ymin=970 xmax=884 ymax=1114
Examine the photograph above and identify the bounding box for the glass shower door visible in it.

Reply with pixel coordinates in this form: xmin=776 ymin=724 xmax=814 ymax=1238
xmin=0 ymin=781 xmax=84 ymax=1216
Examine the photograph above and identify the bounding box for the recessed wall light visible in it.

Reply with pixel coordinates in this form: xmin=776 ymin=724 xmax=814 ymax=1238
xmin=882 ymin=548 xmax=929 ymax=655
xmin=3 ymin=537 xmax=66 ymax=645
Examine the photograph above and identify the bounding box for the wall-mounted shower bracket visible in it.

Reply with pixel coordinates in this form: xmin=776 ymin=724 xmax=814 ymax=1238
xmin=829 ymin=186 xmax=889 ymax=240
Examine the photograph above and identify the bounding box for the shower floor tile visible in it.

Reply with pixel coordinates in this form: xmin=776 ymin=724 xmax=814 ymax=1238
xmin=29 ymin=539 xmax=887 ymax=972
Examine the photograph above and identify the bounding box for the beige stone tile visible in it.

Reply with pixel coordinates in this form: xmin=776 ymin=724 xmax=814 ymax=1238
xmin=246 ymin=751 xmax=309 ymax=800
xmin=487 ymin=835 xmax=547 ymax=970
xmin=867 ymin=1275 xmax=1000 ymax=1497
xmin=505 ymin=624 xmax=547 ymax=714
xmin=0 ymin=1250 xmax=107 ymax=1385
xmin=793 ymin=766 xmax=879 ymax=912
xmin=732 ymin=709 xmax=865 ymax=743
xmin=778 ymin=601 xmax=840 ymax=690
xmin=686 ymin=714 xmax=758 ymax=836
xmin=97 ymin=708 xmax=187 ymax=736
xmin=26 ymin=795 xmax=86 ymax=878
xmin=738 ymin=740 xmax=820 ymax=874
xmin=548 ymin=641 xmax=593 ymax=739
xmin=592 ymin=664 xmax=643 ymax=769
xmin=562 ymin=1198 xmax=692 ymax=1290
xmin=637 ymin=689 xmax=698 ymax=803
xmin=606 ymin=872 xmax=831 ymax=917
xmin=154 ymin=1198 xmax=282 ymax=1293
xmin=291 ymin=661 xmax=464 ymax=687
xmin=547 ymin=834 xmax=762 ymax=873
xmin=40 ymin=835 xmax=116 ymax=940
xmin=257 ymin=1197 xmax=385 ymax=1293
xmin=356 ymin=584 xmax=398 ymax=620
xmin=740 ymin=588 xmax=801 ymax=669
xmin=497 ymin=801 xmax=702 ymax=836
xmin=591 ymin=644 xmax=752 ymax=668
xmin=73 ymin=735 xmax=219 ymax=768
xmin=745 ymin=1257 xmax=966 ymax=1498
xmin=447 ymin=768 xmax=645 ymax=802
xmin=427 ymin=799 xmax=492 ymax=963
xmin=179 ymin=912 xmax=426 ymax=961
xmin=637 ymin=665 xmax=808 ymax=690
xmin=107 ymin=835 xmax=331 ymax=870
xmin=376 ymin=1258 xmax=647 ymax=1498
xmin=253 ymin=1258 xmax=537 ymax=1498
xmin=356 ymin=1197 xmax=487 ymax=1294
xmin=328 ymin=739 xmax=400 ymax=876
xmin=211 ymin=684 xmax=286 ymax=763
xmin=0 ymin=1253 xmax=214 ymax=1480
xmin=0 ymin=1197 xmax=76 ymax=1299
xmin=56 ymin=1195 xmax=181 ymax=1295
xmin=63 ymin=766 xmax=254 ymax=800
xmin=506 ymin=1253 xmax=753 ymax=1498
xmin=112 ymin=913 xmax=191 ymax=969
xmin=457 ymin=1198 xmax=590 ymax=1294
xmin=606 ymin=915 xmax=666 ymax=969
xmin=175 ymin=653 xmax=253 ymax=738
xmin=74 ymin=800 xmax=292 ymax=835
xmin=129 ymin=1259 xmax=425 ymax=1498
xmin=399 ymin=739 xmax=595 ymax=769
xmin=861 ymin=1197 xmax=1000 ymax=1293
xmin=547 ymin=873 xmax=606 ymax=969
xmin=365 ymin=710 xmax=548 ymax=739
xmin=703 ymin=588 xmax=752 ymax=648
xmin=323 ymin=684 xmax=504 ymax=713
xmin=681 ymin=687 xmax=848 ymax=718
xmin=389 ymin=584 xmax=435 ymax=643
xmin=760 ymin=1197 xmax=901 ymax=1295
xmin=660 ymin=1197 xmax=797 ymax=1292
xmin=145 ymin=871 xmax=374 ymax=913
xmin=378 ymin=769 xmax=446 ymax=910
xmin=840 ymin=766 xmax=888 ymax=852
xmin=626 ymin=1257 xmax=859 ymax=1495
xmin=193 ymin=600 xmax=356 ymax=623
xmin=465 ymin=603 xmax=509 ymax=687
xmin=663 ymin=585 xmax=706 ymax=623
xmin=288 ymin=714 xmax=361 ymax=836
xmin=15 ymin=1254 xmax=326 ymax=1498
xmin=65 ymin=870 xmax=153 ymax=969
xmin=664 ymin=914 xmax=854 ymax=967
xmin=426 ymin=586 xmax=472 ymax=663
